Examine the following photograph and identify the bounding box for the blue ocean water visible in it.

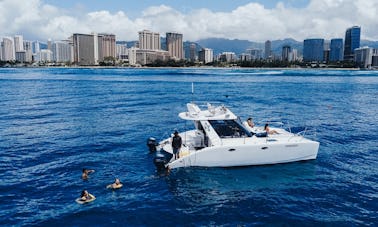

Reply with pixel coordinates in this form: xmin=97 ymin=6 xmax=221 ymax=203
xmin=0 ymin=68 xmax=377 ymax=226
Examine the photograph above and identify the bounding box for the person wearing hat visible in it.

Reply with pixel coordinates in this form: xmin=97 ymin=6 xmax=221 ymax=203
xmin=171 ymin=131 xmax=182 ymax=160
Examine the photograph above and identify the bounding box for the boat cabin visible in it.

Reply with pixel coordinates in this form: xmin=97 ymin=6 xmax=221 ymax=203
xmin=179 ymin=103 xmax=252 ymax=148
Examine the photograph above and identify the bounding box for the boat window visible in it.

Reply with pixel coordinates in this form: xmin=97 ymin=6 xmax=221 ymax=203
xmin=208 ymin=120 xmax=252 ymax=138
xmin=195 ymin=121 xmax=203 ymax=131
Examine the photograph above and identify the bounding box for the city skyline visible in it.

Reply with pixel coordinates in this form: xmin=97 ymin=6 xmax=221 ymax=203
xmin=0 ymin=0 xmax=377 ymax=42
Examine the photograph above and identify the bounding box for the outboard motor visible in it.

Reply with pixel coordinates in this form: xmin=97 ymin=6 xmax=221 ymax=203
xmin=153 ymin=149 xmax=173 ymax=170
xmin=147 ymin=137 xmax=158 ymax=152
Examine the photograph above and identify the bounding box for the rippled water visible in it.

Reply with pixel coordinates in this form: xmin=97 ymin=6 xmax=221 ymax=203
xmin=0 ymin=68 xmax=377 ymax=226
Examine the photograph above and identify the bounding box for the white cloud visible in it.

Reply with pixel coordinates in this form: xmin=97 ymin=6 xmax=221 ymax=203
xmin=0 ymin=0 xmax=377 ymax=42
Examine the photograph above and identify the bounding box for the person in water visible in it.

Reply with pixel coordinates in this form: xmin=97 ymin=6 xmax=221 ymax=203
xmin=172 ymin=131 xmax=182 ymax=160
xmin=107 ymin=178 xmax=123 ymax=189
xmin=264 ymin=123 xmax=279 ymax=135
xmin=82 ymin=168 xmax=95 ymax=180
xmin=80 ymin=190 xmax=95 ymax=201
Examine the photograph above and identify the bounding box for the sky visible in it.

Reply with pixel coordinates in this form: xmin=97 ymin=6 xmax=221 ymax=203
xmin=0 ymin=0 xmax=377 ymax=42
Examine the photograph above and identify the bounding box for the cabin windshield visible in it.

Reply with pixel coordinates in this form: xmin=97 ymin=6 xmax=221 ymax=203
xmin=208 ymin=120 xmax=252 ymax=138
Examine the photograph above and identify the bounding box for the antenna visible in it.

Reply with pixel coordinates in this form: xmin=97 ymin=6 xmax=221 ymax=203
xmin=191 ymin=82 xmax=194 ymax=102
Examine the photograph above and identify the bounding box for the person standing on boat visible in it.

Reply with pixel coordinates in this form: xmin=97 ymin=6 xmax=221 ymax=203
xmin=172 ymin=131 xmax=182 ymax=160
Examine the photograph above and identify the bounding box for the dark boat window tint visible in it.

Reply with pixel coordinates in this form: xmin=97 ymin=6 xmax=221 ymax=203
xmin=208 ymin=120 xmax=252 ymax=138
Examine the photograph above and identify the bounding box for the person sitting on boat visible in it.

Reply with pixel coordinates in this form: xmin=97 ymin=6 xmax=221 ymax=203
xmin=82 ymin=168 xmax=95 ymax=180
xmin=107 ymin=178 xmax=123 ymax=189
xmin=243 ymin=117 xmax=255 ymax=134
xmin=264 ymin=123 xmax=279 ymax=135
xmin=172 ymin=131 xmax=182 ymax=160
xmin=80 ymin=190 xmax=95 ymax=201
xmin=247 ymin=118 xmax=255 ymax=128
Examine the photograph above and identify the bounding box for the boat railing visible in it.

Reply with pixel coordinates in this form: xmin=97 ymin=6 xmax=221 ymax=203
xmin=258 ymin=119 xmax=285 ymax=128
xmin=288 ymin=127 xmax=317 ymax=141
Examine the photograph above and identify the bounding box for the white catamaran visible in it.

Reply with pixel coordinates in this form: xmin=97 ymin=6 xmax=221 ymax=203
xmin=148 ymin=102 xmax=319 ymax=170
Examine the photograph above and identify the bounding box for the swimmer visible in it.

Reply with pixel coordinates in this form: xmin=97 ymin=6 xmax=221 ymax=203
xmin=76 ymin=190 xmax=96 ymax=204
xmin=82 ymin=168 xmax=95 ymax=180
xmin=107 ymin=178 xmax=123 ymax=189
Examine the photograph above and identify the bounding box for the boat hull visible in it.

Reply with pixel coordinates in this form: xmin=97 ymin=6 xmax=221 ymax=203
xmin=167 ymin=140 xmax=319 ymax=169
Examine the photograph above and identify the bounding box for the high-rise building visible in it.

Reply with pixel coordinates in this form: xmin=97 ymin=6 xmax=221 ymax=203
xmin=265 ymin=40 xmax=272 ymax=59
xmin=303 ymin=38 xmax=324 ymax=62
xmin=291 ymin=49 xmax=298 ymax=61
xmin=73 ymin=33 xmax=103 ymax=65
xmin=23 ymin=40 xmax=33 ymax=62
xmin=138 ymin=30 xmax=160 ymax=50
xmin=128 ymin=47 xmax=138 ymax=65
xmin=354 ymin=46 xmax=372 ymax=68
xmin=344 ymin=26 xmax=361 ymax=61
xmin=372 ymin=49 xmax=378 ymax=68
xmin=39 ymin=49 xmax=53 ymax=62
xmin=2 ymin=37 xmax=15 ymax=61
xmin=219 ymin=52 xmax=236 ymax=62
xmin=15 ymin=51 xmax=26 ymax=62
xmin=189 ymin=43 xmax=196 ymax=62
xmin=329 ymin=38 xmax=344 ymax=62
xmin=282 ymin=45 xmax=291 ymax=61
xmin=14 ymin=35 xmax=24 ymax=52
xmin=116 ymin=44 xmax=128 ymax=60
xmin=32 ymin=41 xmax=41 ymax=54
xmin=52 ymin=41 xmax=72 ymax=62
xmin=100 ymin=33 xmax=116 ymax=59
xmin=47 ymin=39 xmax=52 ymax=51
xmin=246 ymin=49 xmax=263 ymax=60
xmin=166 ymin=32 xmax=183 ymax=60
xmin=239 ymin=53 xmax=251 ymax=61
xmin=198 ymin=48 xmax=213 ymax=64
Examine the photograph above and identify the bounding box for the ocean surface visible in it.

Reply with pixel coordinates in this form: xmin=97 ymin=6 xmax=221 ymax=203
xmin=0 ymin=67 xmax=377 ymax=226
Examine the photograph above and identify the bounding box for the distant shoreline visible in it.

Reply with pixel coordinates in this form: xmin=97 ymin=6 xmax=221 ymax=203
xmin=0 ymin=66 xmax=371 ymax=71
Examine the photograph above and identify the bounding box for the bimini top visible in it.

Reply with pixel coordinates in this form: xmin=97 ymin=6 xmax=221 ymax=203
xmin=178 ymin=103 xmax=237 ymax=121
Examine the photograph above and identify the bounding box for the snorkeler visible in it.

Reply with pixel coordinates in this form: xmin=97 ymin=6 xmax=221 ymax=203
xmin=82 ymin=168 xmax=95 ymax=180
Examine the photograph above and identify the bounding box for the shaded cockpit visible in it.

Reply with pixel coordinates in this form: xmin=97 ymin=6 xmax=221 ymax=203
xmin=208 ymin=120 xmax=252 ymax=138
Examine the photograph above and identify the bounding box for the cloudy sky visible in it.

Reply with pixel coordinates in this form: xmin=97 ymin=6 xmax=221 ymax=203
xmin=0 ymin=0 xmax=377 ymax=42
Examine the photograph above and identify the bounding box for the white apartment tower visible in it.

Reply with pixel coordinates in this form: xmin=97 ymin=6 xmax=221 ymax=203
xmin=138 ymin=30 xmax=160 ymax=50
xmin=198 ymin=48 xmax=213 ymax=64
xmin=116 ymin=44 xmax=128 ymax=60
xmin=354 ymin=46 xmax=373 ymax=69
xmin=14 ymin=35 xmax=24 ymax=52
xmin=52 ymin=41 xmax=72 ymax=62
xmin=2 ymin=37 xmax=15 ymax=61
